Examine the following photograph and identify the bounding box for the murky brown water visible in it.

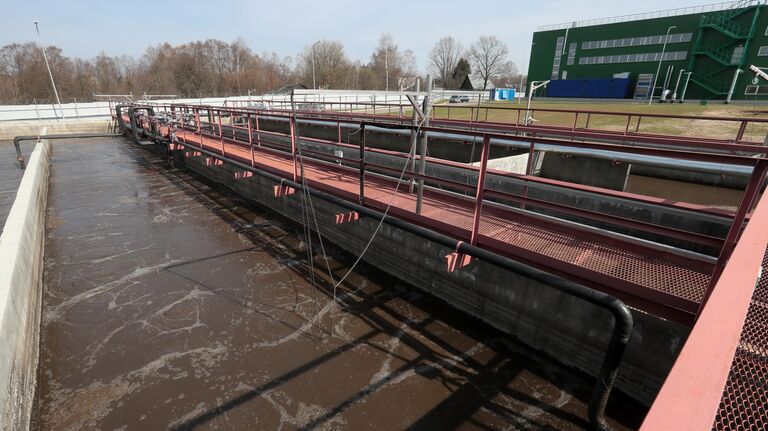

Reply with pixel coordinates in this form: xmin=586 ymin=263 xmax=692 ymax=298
xmin=35 ymin=138 xmax=644 ymax=430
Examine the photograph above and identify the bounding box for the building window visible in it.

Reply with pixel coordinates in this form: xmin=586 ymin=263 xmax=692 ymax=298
xmin=552 ymin=36 xmax=564 ymax=79
xmin=582 ymin=33 xmax=692 ymax=50
xmin=567 ymin=43 xmax=577 ymax=65
xmin=577 ymin=51 xmax=687 ymax=65
xmin=758 ymin=46 xmax=768 ymax=56
xmin=731 ymin=46 xmax=745 ymax=64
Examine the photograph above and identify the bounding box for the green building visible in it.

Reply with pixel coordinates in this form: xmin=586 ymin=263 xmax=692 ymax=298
xmin=528 ymin=1 xmax=768 ymax=101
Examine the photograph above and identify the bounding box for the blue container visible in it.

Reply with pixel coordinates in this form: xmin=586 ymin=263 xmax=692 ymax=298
xmin=547 ymin=78 xmax=631 ymax=99
xmin=490 ymin=88 xmax=517 ymax=101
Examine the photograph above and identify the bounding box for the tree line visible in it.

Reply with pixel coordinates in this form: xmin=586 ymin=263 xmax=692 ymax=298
xmin=0 ymin=34 xmax=523 ymax=104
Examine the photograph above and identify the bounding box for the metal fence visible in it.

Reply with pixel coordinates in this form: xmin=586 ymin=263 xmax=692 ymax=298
xmin=537 ymin=0 xmax=762 ymax=31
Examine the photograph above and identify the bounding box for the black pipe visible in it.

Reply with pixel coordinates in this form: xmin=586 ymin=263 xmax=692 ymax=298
xmin=165 ymin=136 xmax=633 ymax=431
xmin=13 ymin=133 xmax=123 ymax=169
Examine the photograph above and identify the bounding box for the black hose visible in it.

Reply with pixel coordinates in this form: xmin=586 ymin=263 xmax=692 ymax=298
xmin=166 ymin=136 xmax=633 ymax=431
xmin=13 ymin=133 xmax=123 ymax=169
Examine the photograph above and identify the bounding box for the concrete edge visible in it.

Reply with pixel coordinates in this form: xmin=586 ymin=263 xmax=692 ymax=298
xmin=0 ymin=129 xmax=51 ymax=431
xmin=0 ymin=119 xmax=111 ymax=140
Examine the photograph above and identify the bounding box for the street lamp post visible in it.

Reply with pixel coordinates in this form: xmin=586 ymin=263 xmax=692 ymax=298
xmin=311 ymin=41 xmax=320 ymax=90
xmin=34 ymin=21 xmax=65 ymax=120
xmin=649 ymin=25 xmax=676 ymax=105
xmin=385 ymin=49 xmax=389 ymax=91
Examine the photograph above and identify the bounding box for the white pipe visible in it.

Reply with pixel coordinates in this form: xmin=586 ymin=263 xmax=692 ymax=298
xmin=726 ymin=69 xmax=743 ymax=104
xmin=649 ymin=25 xmax=677 ymax=105
xmin=672 ymin=69 xmax=686 ymax=102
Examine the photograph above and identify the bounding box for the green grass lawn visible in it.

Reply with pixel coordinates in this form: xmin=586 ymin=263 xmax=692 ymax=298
xmin=422 ymin=100 xmax=768 ymax=142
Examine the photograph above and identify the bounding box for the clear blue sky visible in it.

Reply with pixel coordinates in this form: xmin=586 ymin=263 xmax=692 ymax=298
xmin=2 ymin=0 xmax=714 ymax=72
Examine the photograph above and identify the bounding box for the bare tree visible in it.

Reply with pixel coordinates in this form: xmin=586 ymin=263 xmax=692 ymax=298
xmin=400 ymin=49 xmax=419 ymax=90
xmin=369 ymin=34 xmax=404 ymax=91
xmin=0 ymin=35 xmax=358 ymax=102
xmin=298 ymin=40 xmax=350 ymax=89
xmin=491 ymin=61 xmax=520 ymax=88
xmin=468 ymin=36 xmax=509 ymax=90
xmin=428 ymin=36 xmax=462 ymax=88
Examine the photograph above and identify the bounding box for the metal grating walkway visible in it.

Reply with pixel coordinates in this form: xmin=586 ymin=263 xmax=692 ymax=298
xmin=713 ymin=244 xmax=768 ymax=430
xmin=174 ymin=130 xmax=712 ymax=322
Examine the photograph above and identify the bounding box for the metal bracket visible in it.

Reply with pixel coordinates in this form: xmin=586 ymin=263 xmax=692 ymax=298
xmin=184 ymin=150 xmax=201 ymax=157
xmin=234 ymin=171 xmax=253 ymax=180
xmin=406 ymin=94 xmax=426 ymax=121
xmin=335 ymin=211 xmax=360 ymax=224
xmin=445 ymin=252 xmax=473 ymax=273
xmin=274 ymin=183 xmax=296 ymax=197
xmin=205 ymin=157 xmax=223 ymax=167
xmin=445 ymin=241 xmax=473 ymax=273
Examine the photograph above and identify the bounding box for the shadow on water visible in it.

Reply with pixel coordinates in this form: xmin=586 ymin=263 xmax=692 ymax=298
xmin=128 ymin=143 xmax=645 ymax=430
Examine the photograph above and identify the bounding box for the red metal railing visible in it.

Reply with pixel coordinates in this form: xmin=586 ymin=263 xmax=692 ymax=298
xmin=641 ymin=190 xmax=768 ymax=430
xmin=148 ymin=99 xmax=768 ymax=146
xmin=130 ymin=103 xmax=768 ymax=323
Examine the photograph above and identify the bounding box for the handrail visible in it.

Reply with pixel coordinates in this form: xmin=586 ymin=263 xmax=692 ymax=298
xmin=641 ymin=191 xmax=768 ymax=430
xmin=13 ymin=133 xmax=123 ymax=169
xmin=195 ymin=117 xmax=745 ymax=220
xmin=164 ymin=134 xmax=634 ymax=431
xmin=537 ymin=0 xmax=761 ymax=31
xmin=145 ymin=103 xmax=768 ymax=267
xmin=147 ymin=101 xmax=768 ymax=148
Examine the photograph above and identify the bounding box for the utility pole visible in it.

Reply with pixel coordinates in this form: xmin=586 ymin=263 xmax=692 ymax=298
xmin=416 ymin=74 xmax=432 ymax=214
xmin=34 ymin=21 xmax=65 ymax=120
xmin=311 ymin=41 xmax=320 ymax=90
xmin=649 ymin=25 xmax=676 ymax=105
xmin=385 ymin=49 xmax=389 ymax=91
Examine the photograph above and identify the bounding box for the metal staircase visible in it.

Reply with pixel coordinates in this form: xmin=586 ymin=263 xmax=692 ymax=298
xmin=688 ymin=1 xmax=762 ymax=98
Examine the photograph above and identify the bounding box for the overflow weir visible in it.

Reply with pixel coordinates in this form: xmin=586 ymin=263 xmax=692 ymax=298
xmin=3 ymin=99 xmax=768 ymax=430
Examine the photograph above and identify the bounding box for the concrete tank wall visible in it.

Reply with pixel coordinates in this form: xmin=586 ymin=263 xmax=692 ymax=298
xmin=0 ymin=119 xmax=112 ymax=140
xmin=165 ymin=143 xmax=689 ymax=406
xmin=0 ymin=137 xmax=50 ymax=431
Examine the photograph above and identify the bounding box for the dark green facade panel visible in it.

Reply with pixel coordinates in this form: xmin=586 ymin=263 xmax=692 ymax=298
xmin=529 ymin=3 xmax=768 ymax=100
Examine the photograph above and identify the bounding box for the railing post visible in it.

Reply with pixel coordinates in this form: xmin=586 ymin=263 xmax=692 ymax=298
xmin=255 ymin=114 xmax=261 ymax=146
xmin=247 ymin=113 xmax=255 ymax=167
xmin=290 ymin=115 xmax=298 ymax=182
xmin=521 ymin=142 xmax=537 ymax=211
xmin=635 ymin=116 xmax=642 ymax=133
xmin=624 ymin=115 xmax=632 ymax=135
xmin=195 ymin=108 xmax=201 ymax=135
xmin=735 ymin=120 xmax=748 ymax=142
xmin=359 ymin=123 xmax=366 ymax=205
xmin=217 ymin=110 xmax=225 ymax=156
xmin=470 ymin=135 xmax=492 ymax=245
xmin=180 ymin=107 xmax=185 ymax=141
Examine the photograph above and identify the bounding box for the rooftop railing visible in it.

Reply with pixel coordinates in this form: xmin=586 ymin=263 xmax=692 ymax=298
xmin=537 ymin=0 xmax=762 ymax=32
